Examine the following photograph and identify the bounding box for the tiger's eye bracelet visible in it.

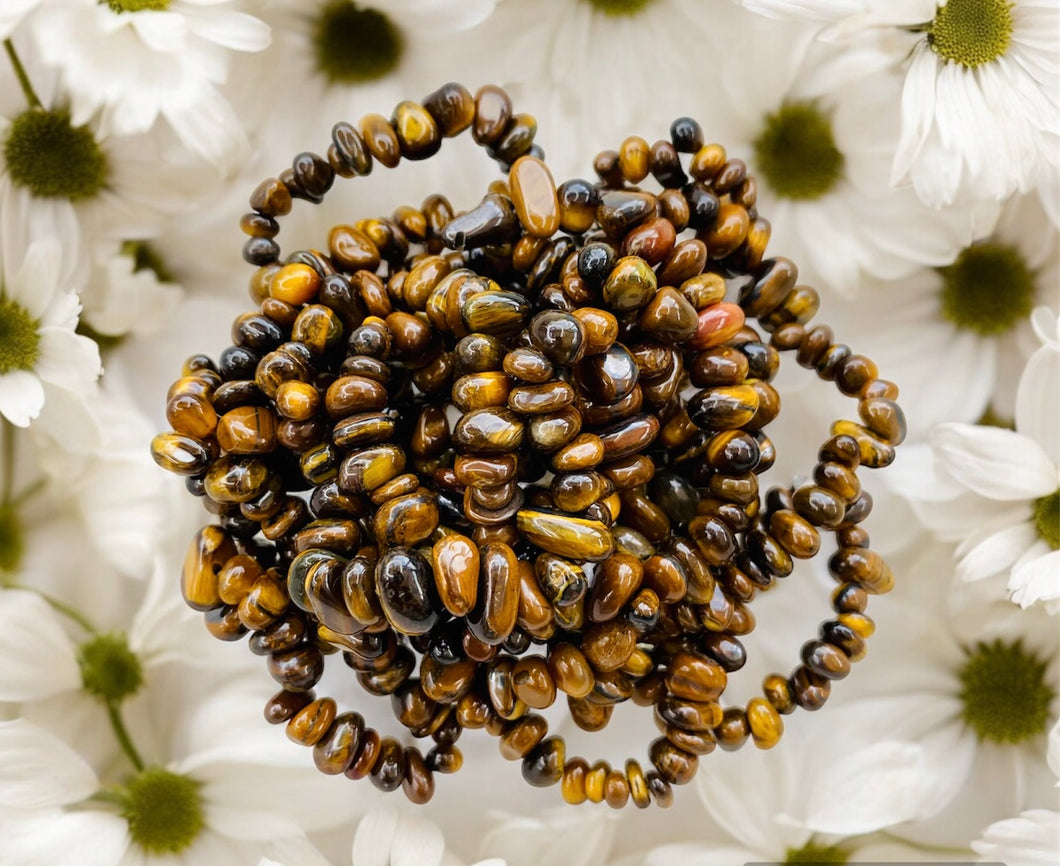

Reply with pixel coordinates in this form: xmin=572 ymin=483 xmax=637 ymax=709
xmin=151 ymin=83 xmax=906 ymax=809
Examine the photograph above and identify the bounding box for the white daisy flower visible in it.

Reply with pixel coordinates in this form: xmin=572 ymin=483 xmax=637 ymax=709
xmin=261 ymin=808 xmax=509 ymax=866
xmin=832 ymin=191 xmax=1059 ymax=436
xmin=886 ymin=307 xmax=1060 ymax=611
xmin=735 ymin=0 xmax=1060 ymax=208
xmin=797 ymin=542 xmax=1059 ymax=848
xmin=0 ymin=0 xmax=41 ymax=39
xmin=707 ymin=7 xmax=991 ymax=298
xmin=971 ymin=810 xmax=1060 ymax=865
xmin=80 ymin=241 xmax=183 ymax=340
xmin=0 ymin=238 xmax=100 ymax=427
xmin=25 ymin=0 xmax=270 ymax=172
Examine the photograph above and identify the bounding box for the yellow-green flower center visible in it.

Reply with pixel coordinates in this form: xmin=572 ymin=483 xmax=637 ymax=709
xmin=585 ymin=0 xmax=655 ymax=15
xmin=78 ymin=632 xmax=143 ymax=703
xmin=938 ymin=242 xmax=1035 ymax=336
xmin=121 ymin=240 xmax=174 ymax=284
xmin=103 ymin=0 xmax=170 ymax=12
xmin=0 ymin=298 xmax=40 ymax=375
xmin=1034 ymin=491 xmax=1060 ymax=550
xmin=4 ymin=108 xmax=108 ymax=201
xmin=785 ymin=841 xmax=848 ymax=864
xmin=313 ymin=1 xmax=403 ymax=86
xmin=0 ymin=504 xmax=23 ymax=573
xmin=119 ymin=768 xmax=204 ymax=855
xmin=753 ymin=101 xmax=845 ymax=201
xmin=929 ymin=0 xmax=1014 ymax=68
xmin=959 ymin=639 xmax=1054 ymax=744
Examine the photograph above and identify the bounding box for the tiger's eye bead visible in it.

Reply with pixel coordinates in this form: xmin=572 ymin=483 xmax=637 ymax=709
xmin=745 ymin=697 xmax=783 ymax=749
xmin=509 ymin=381 xmax=576 ymax=415
xmin=264 ymin=689 xmax=314 ymax=725
xmin=859 ymin=397 xmax=907 ymax=445
xmin=468 ymin=542 xmax=521 ymax=646
xmin=548 ymin=642 xmax=594 ymax=698
xmin=792 ymin=485 xmax=846 ymax=528
xmin=689 ymin=303 xmax=747 ymax=350
xmin=461 ymin=290 xmax=532 ymax=337
xmin=602 ymin=770 xmax=630 ymax=810
xmin=509 ymin=155 xmax=560 ymax=239
xmin=375 ymin=547 xmax=439 ymax=635
xmin=649 ymin=738 xmax=698 ymax=785
xmin=646 ymin=771 xmax=673 ymax=807
xmin=401 ymin=748 xmax=435 ymax=804
xmin=642 ymin=554 xmax=687 ymax=603
xmin=665 ymin=651 xmax=727 ymax=703
xmin=623 ymin=218 xmax=676 ymax=266
xmin=451 ymin=372 xmax=513 ymax=412
xmin=511 ymin=656 xmax=557 ymax=710
xmin=268 ymin=646 xmax=324 ymax=692
xmin=250 ymin=177 xmax=292 ymax=217
xmin=529 ymin=310 xmax=587 ymax=366
xmin=345 ymin=728 xmax=382 ymax=780
xmin=359 ymin=114 xmax=401 ymax=168
xmin=790 ymin=666 xmax=831 ymax=710
xmin=166 ymin=392 xmax=218 ymax=440
xmin=602 ymin=256 xmax=657 ymax=312
xmin=769 ymin=509 xmax=821 ymax=558
xmin=581 ymin=619 xmax=637 ymax=673
xmin=801 ymin=639 xmax=852 ymax=680
xmin=370 ymin=738 xmax=407 ymax=792
xmin=561 ymin=758 xmax=589 ymax=805
xmin=286 ymin=697 xmax=337 ymax=747
xmin=453 ymin=407 xmax=525 ymax=454
xmin=423 ymin=82 xmax=475 ymax=137
xmin=216 ymin=406 xmax=278 ymax=454
xmin=557 ymin=178 xmax=600 ymax=234
xmin=151 ymin=433 xmax=211 ymax=476
xmin=522 ymin=736 xmax=565 ymax=788
xmin=637 ymin=287 xmax=699 ymax=344
xmin=270 ymin=263 xmax=320 ymax=305
xmin=517 ymin=508 xmax=614 ymax=561
xmin=587 ymin=553 xmax=643 ymax=623
xmin=714 ymin=707 xmax=750 ymax=751
xmin=391 ymin=100 xmax=440 ymax=161
xmin=577 ymin=343 xmax=640 ymax=403
xmin=688 ymin=385 xmax=760 ymax=432
xmin=762 ymin=673 xmax=797 ymax=715
xmin=238 ymin=576 xmax=288 ymax=630
xmin=338 ymin=445 xmax=406 ymax=493
xmin=431 ymin=533 xmax=479 ymax=617
xmin=571 ymin=307 xmax=618 ymax=357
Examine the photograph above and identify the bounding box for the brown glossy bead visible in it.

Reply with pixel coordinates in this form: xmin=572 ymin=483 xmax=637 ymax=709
xmin=423 ymin=82 xmax=474 ymax=137
xmin=181 ymin=526 xmax=236 ymax=611
xmin=503 ymin=348 xmax=553 ymax=384
xmin=250 ymin=177 xmax=292 ymax=216
xmin=451 ymin=372 xmax=513 ymax=412
xmin=763 ymin=674 xmax=797 ymax=715
xmin=313 ymin=711 xmax=364 ymax=775
xmin=581 ymin=619 xmax=637 ymax=672
xmin=216 ymin=406 xmax=278 ymax=455
xmin=338 ymin=445 xmax=406 ymax=493
xmin=548 ymin=642 xmax=594 ymax=698
xmin=166 ymin=392 xmax=217 ymax=440
xmin=468 ymin=542 xmax=521 ymax=645
xmin=801 ymin=639 xmax=852 ymax=680
xmin=359 ymin=113 xmax=401 ymax=168
xmin=331 ymin=412 xmax=396 ymax=450
xmin=509 ymin=381 xmax=575 ymax=415
xmin=705 ymin=203 xmax=750 ymax=258
xmin=373 ymin=491 xmax=438 ymax=548
xmin=421 ymin=655 xmax=476 ymax=704
xmin=602 ymin=255 xmax=656 ymax=312
xmin=516 ymin=508 xmax=613 ymax=561
xmin=401 ymin=748 xmax=435 ymax=804
xmin=603 ymin=770 xmax=630 ymax=810
xmin=623 ymin=217 xmax=676 ymax=266
xmin=583 ymin=760 xmax=609 ymax=804
xmin=268 ymin=646 xmax=324 ymax=692
xmin=657 ymin=696 xmax=723 ymax=732
xmin=391 ymin=100 xmax=440 ymax=160
xmin=597 ymin=190 xmax=655 ymax=237
xmin=274 ymin=381 xmax=320 ymax=422
xmin=859 ymin=397 xmax=907 ymax=445
xmin=577 ymin=343 xmax=640 ymax=403
xmin=528 ymin=310 xmax=586 ymax=366
xmin=714 ymin=707 xmax=750 ymax=751
xmin=217 ymin=554 xmax=261 ymax=605
xmin=642 ymin=554 xmax=687 ymax=604
xmin=453 ymin=454 xmax=517 ymax=487
xmin=486 ymin=657 xmax=526 ymax=721
xmin=511 ymin=656 xmax=556 ymax=709
xmin=522 ymin=737 xmax=565 ymax=788
xmin=561 ymin=758 xmax=590 ymax=805
xmin=286 ymin=697 xmax=336 ymax=747
xmin=328 ymin=224 xmax=380 ymax=273
xmin=550 ymin=471 xmax=608 ymax=513
xmin=204 ymin=605 xmax=245 ymax=641
xmin=571 ymin=307 xmax=618 ymax=357
xmin=769 ymin=509 xmax=821 ymax=558
xmin=264 ymin=689 xmax=314 ymax=725
xmin=689 ymin=303 xmax=746 ymax=350
xmin=792 ymin=485 xmax=846 ymax=528
xmin=688 ymin=384 xmax=759 ymax=431
xmin=498 ymin=715 xmax=549 ymax=761
xmin=814 ymin=461 xmax=861 ymax=502
xmin=746 ymin=697 xmax=783 ymax=749
xmin=151 ymin=433 xmax=211 ymax=476
xmin=617 ymin=135 xmax=650 ymax=183
xmin=835 ymin=354 xmax=879 ymax=396
xmin=665 ymin=651 xmax=727 ymax=703
xmin=637 ymin=286 xmax=699 ymax=344
xmin=270 ymin=263 xmax=319 ymax=305
xmin=790 ymin=666 xmax=831 ymax=710
xmin=370 ymin=738 xmax=407 ymax=792
xmin=461 ymin=291 xmax=531 ymax=338
xmin=345 ymin=728 xmax=382 ymax=780
xmin=453 ymin=407 xmax=524 ymax=453
xmin=587 ymin=553 xmax=643 ymax=623
xmin=426 ymin=744 xmax=462 ymax=774
xmin=325 ymin=376 xmax=388 ymax=419
xmin=649 ymin=738 xmax=698 ymax=785
xmin=472 ymin=85 xmax=512 ymax=145
xmin=375 ymin=547 xmax=439 ymax=635
xmin=238 ymin=576 xmax=288 ymax=630
xmin=491 ymin=113 xmax=537 ymax=163
xmin=432 ymin=533 xmax=479 ymax=617
xmin=510 ymin=155 xmax=560 ymax=239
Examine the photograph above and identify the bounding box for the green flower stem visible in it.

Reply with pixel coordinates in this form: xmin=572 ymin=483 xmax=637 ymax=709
xmin=36 ymin=589 xmax=97 ymax=633
xmin=3 ymin=39 xmax=41 ymax=109
xmin=1 ymin=419 xmax=14 ymax=505
xmin=106 ymin=700 xmax=146 ymax=772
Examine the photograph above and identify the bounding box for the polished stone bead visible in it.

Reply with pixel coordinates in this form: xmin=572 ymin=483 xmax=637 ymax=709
xmin=453 ymin=407 xmax=525 ymax=454
xmin=510 ymin=155 xmax=560 ymax=239
xmin=517 ymin=508 xmax=613 ymax=561
xmin=375 ymin=547 xmax=439 ymax=635
xmin=602 ymin=256 xmax=657 ymax=312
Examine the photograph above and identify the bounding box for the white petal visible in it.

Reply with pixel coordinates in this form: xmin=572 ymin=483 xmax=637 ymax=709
xmin=1016 ymin=337 xmax=1060 ymax=467
xmin=391 ymin=814 xmax=446 ymax=866
xmin=891 ymin=43 xmax=937 ymax=187
xmin=256 ymin=837 xmax=333 ymax=866
xmin=180 ymin=7 xmax=270 ymax=52
xmin=202 ymin=803 xmax=303 ymax=843
xmin=0 ymin=718 xmax=99 ymax=808
xmin=956 ymin=521 xmax=1038 ymax=582
xmin=932 ymin=423 xmax=1057 ymax=500
xmin=0 ymin=808 xmax=128 ymax=866
xmin=1008 ymin=549 xmax=1060 ymax=609
xmin=0 ymin=370 xmax=45 ymax=427
xmin=35 ymin=328 xmax=103 ymax=392
xmin=971 ymin=809 xmax=1060 ymax=865
xmin=1048 ymin=718 xmax=1060 ymax=780
xmin=0 ymin=589 xmax=80 ymax=701
xmin=351 ymin=808 xmax=401 ymax=866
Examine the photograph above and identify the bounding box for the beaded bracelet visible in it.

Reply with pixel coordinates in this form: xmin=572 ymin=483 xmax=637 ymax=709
xmin=151 ymin=82 xmax=905 ymax=809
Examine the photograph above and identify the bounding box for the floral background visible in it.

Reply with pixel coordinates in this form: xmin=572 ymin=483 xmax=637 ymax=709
xmin=0 ymin=0 xmax=1057 ymax=864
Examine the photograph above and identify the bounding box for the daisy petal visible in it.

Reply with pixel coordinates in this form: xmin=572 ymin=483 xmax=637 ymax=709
xmin=0 ymin=808 xmax=128 ymax=866
xmin=0 ymin=719 xmax=99 ymax=808
xmin=0 ymin=371 xmax=45 ymax=427
xmin=0 ymin=590 xmax=80 ymax=701
xmin=1008 ymin=548 xmax=1060 ymax=609
xmin=391 ymin=814 xmax=446 ymax=866
xmin=1016 ymin=337 xmax=1060 ymax=467
xmin=932 ymin=423 xmax=1057 ymax=500
xmin=351 ymin=808 xmax=401 ymax=866
xmin=956 ymin=521 xmax=1038 ymax=582
xmin=971 ymin=809 xmax=1060 ymax=865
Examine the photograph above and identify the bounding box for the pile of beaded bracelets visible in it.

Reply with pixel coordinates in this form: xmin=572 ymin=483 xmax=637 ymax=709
xmin=151 ymin=82 xmax=906 ymax=810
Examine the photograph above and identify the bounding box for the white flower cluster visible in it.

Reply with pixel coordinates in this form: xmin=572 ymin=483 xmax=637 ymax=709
xmin=0 ymin=0 xmax=1056 ymax=864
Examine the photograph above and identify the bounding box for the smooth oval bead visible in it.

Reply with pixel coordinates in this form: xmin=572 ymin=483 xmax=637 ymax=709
xmin=375 ymin=547 xmax=439 ymax=635
xmin=517 ymin=508 xmax=614 ymax=561
xmin=689 ymin=303 xmax=746 ymax=350
xmin=150 ymin=433 xmax=210 ymax=476
xmin=602 ymin=256 xmax=657 ymax=312
xmin=432 ymin=534 xmax=479 ymax=617
xmin=510 ymin=155 xmax=560 ymax=239
xmin=453 ymin=408 xmax=525 ymax=454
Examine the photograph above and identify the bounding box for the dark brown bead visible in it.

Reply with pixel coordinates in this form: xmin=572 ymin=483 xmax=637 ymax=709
xmin=313 ymin=712 xmax=364 ymax=775
xmin=345 ymin=728 xmax=382 ymax=780
xmin=359 ymin=113 xmax=401 ymax=168
xmin=268 ymin=646 xmax=324 ymax=692
xmin=423 ymin=82 xmax=474 ymax=138
xmin=548 ymin=642 xmax=594 ymax=698
xmin=375 ymin=547 xmax=439 ymax=635
xmin=468 ymin=542 xmax=521 ymax=645
xmin=370 ymin=738 xmax=407 ymax=792
xmin=402 ymin=748 xmax=435 ymax=804
xmin=828 ymin=547 xmax=893 ymax=594
xmin=649 ymin=738 xmax=698 ymax=785
xmin=391 ymin=100 xmax=440 ymax=160
xmin=790 ymin=666 xmax=831 ymax=710
xmin=714 ymin=707 xmax=750 ymax=751
xmin=522 ymin=736 xmax=565 ymax=787
xmin=264 ymin=689 xmax=314 ymax=725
